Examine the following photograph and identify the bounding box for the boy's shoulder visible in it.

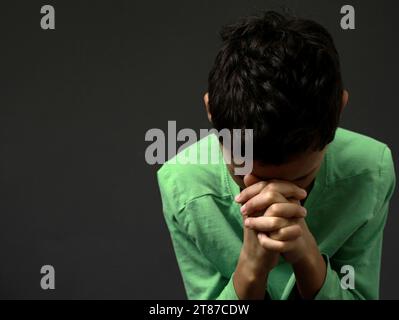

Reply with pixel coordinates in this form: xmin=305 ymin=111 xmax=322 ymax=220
xmin=327 ymin=127 xmax=394 ymax=183
xmin=157 ymin=134 xmax=231 ymax=212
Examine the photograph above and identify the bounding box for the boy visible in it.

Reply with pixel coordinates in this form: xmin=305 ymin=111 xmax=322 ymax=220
xmin=157 ymin=10 xmax=396 ymax=299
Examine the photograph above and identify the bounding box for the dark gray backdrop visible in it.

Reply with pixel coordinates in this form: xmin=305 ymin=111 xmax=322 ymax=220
xmin=0 ymin=0 xmax=397 ymax=299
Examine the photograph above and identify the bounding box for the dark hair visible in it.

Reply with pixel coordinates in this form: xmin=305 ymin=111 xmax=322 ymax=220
xmin=207 ymin=10 xmax=344 ymax=165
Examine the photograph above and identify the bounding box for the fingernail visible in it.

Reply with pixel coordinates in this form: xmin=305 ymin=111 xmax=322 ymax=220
xmin=302 ymin=207 xmax=307 ymax=216
xmin=301 ymin=189 xmax=307 ymax=197
xmin=240 ymin=204 xmax=247 ymax=214
xmin=234 ymin=194 xmax=241 ymax=202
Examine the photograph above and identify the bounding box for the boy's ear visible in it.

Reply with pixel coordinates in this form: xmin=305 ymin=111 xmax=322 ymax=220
xmin=341 ymin=89 xmax=349 ymax=113
xmin=203 ymin=92 xmax=212 ymax=123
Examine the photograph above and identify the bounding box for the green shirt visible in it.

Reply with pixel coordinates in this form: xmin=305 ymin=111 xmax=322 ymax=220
xmin=157 ymin=127 xmax=396 ymax=300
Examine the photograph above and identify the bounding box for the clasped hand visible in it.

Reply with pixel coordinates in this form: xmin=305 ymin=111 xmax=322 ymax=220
xmin=236 ymin=174 xmax=318 ymax=266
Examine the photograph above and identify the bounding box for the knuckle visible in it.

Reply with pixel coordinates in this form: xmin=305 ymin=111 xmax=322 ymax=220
xmin=269 ymin=217 xmax=279 ymax=229
xmin=265 ymin=182 xmax=279 ymax=192
xmin=264 ymin=190 xmax=279 ymax=202
xmin=268 ymin=203 xmax=280 ymax=216
xmin=278 ymin=228 xmax=286 ymax=237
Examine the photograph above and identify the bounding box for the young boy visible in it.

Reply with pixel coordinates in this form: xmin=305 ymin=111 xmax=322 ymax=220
xmin=157 ymin=10 xmax=396 ymax=300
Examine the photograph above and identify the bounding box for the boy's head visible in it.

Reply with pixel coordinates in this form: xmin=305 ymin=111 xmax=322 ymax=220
xmin=204 ymin=10 xmax=348 ymax=190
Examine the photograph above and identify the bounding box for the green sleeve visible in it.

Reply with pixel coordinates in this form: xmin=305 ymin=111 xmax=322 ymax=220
xmin=157 ymin=166 xmax=241 ymax=300
xmin=313 ymin=146 xmax=395 ymax=300
xmin=161 ymin=203 xmax=240 ymax=300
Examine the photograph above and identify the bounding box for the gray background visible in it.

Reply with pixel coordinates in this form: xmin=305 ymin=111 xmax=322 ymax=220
xmin=0 ymin=0 xmax=397 ymax=299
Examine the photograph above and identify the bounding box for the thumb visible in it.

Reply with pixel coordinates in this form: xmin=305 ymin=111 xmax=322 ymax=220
xmin=243 ymin=173 xmax=261 ymax=187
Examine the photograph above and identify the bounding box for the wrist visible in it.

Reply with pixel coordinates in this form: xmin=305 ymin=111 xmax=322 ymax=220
xmin=293 ymin=250 xmax=319 ymax=270
xmin=239 ymin=250 xmax=271 ymax=281
xmin=292 ymin=236 xmax=323 ymax=268
xmin=233 ymin=250 xmax=270 ymax=300
xmin=292 ymin=248 xmax=327 ymax=299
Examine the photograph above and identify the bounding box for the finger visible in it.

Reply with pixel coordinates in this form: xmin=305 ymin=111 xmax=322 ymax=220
xmin=257 ymin=233 xmax=296 ymax=252
xmin=243 ymin=173 xmax=262 ymax=187
xmin=235 ymin=180 xmax=269 ymax=204
xmin=240 ymin=190 xmax=288 ymax=216
xmin=288 ymin=198 xmax=301 ymax=205
xmin=265 ymin=203 xmax=307 ymax=218
xmin=236 ymin=179 xmax=307 ymax=204
xmin=268 ymin=224 xmax=303 ymax=241
xmin=244 ymin=216 xmax=293 ymax=233
xmin=262 ymin=180 xmax=307 ymax=201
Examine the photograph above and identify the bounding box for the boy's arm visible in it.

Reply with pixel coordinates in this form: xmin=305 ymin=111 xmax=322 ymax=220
xmin=158 ymin=167 xmax=270 ymax=300
xmin=162 ymin=204 xmax=240 ymax=299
